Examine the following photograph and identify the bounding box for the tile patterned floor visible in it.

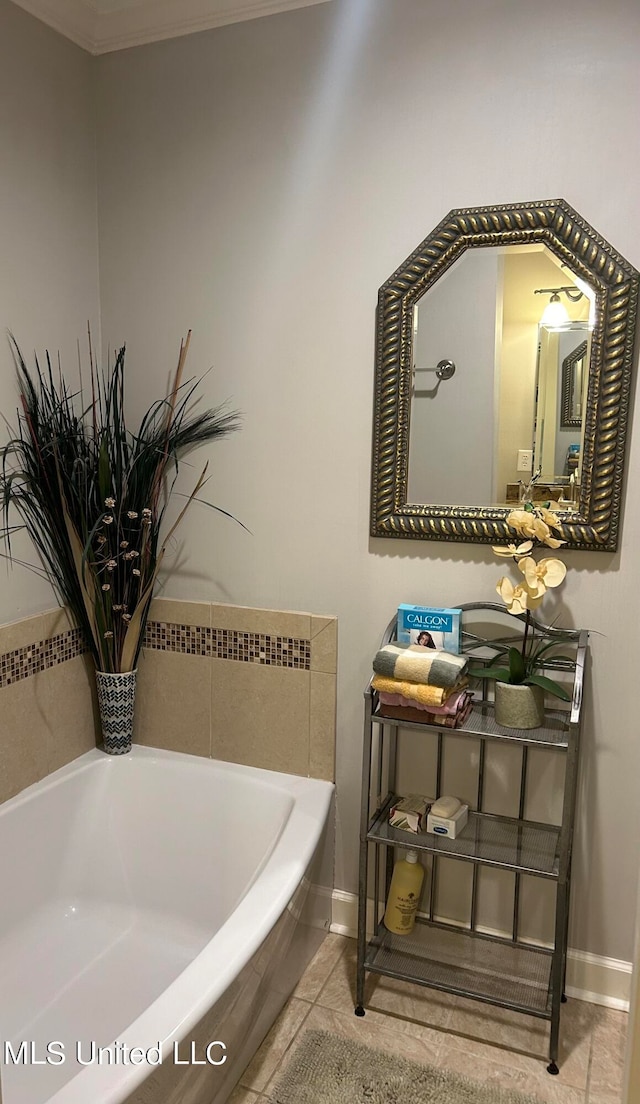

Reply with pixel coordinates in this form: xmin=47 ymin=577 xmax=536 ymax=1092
xmin=229 ymin=935 xmax=628 ymax=1104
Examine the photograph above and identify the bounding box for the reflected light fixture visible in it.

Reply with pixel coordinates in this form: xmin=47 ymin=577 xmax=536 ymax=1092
xmin=571 ymin=274 xmax=597 ymax=330
xmin=534 ymin=285 xmax=584 ymax=331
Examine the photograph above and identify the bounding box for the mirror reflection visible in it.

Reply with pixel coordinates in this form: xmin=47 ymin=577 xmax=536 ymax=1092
xmin=560 ymin=339 xmax=588 ymax=428
xmin=407 ymin=244 xmax=594 ymax=510
xmin=534 ymin=325 xmax=590 ymax=505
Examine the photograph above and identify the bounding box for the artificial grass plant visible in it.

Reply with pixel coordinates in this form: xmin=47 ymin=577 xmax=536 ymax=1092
xmin=0 ymin=330 xmax=240 ymax=672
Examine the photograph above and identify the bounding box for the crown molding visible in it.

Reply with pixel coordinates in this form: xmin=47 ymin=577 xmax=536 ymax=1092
xmin=11 ymin=0 xmax=96 ymax=51
xmin=10 ymin=0 xmax=333 ymax=54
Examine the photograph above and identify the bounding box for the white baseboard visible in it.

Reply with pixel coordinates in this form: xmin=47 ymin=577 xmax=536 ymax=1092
xmin=331 ymin=889 xmax=631 ymax=1011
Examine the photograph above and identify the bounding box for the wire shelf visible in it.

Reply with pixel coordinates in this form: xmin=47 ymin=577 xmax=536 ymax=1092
xmin=371 ymin=698 xmax=571 ymax=749
xmin=368 ymin=803 xmax=561 ymax=878
xmin=365 ymin=921 xmax=553 ymax=1018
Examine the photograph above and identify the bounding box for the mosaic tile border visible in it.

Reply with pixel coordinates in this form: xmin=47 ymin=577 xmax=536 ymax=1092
xmin=144 ymin=621 xmax=311 ymax=670
xmin=0 ymin=627 xmax=88 ymax=689
xmin=0 ymin=618 xmax=312 ymax=688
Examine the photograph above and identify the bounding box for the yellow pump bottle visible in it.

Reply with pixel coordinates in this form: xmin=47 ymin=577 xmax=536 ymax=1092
xmin=383 ymin=850 xmax=425 ymax=935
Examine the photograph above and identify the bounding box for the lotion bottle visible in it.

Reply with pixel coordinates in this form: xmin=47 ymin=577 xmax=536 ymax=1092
xmin=383 ymin=850 xmax=425 ymax=935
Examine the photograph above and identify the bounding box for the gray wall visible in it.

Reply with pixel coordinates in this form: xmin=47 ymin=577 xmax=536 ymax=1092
xmin=0 ymin=0 xmax=100 ymax=624
xmin=94 ymin=0 xmax=640 ymax=963
xmin=2 ymin=0 xmax=630 ymax=964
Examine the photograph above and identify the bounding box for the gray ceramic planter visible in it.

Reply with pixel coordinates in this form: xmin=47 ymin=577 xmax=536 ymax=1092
xmin=494 ymin=681 xmax=545 ymax=730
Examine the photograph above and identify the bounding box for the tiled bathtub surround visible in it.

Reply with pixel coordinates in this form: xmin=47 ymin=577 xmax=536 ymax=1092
xmin=0 ymin=599 xmax=337 ymax=804
xmin=144 ymin=621 xmax=312 ymax=669
xmin=0 ymin=625 xmax=87 ymax=688
xmin=135 ymin=599 xmax=337 ymax=781
xmin=0 ymin=608 xmax=96 ymax=806
xmin=0 ymin=618 xmax=312 ymax=684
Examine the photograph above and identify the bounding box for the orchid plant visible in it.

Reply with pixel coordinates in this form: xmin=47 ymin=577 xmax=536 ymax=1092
xmin=470 ymin=502 xmax=571 ymax=701
xmin=493 ymin=506 xmax=566 ymax=615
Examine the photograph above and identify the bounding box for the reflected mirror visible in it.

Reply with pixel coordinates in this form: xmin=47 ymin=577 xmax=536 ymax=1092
xmin=560 ymin=339 xmax=588 ymax=429
xmin=371 ymin=200 xmax=639 ymax=551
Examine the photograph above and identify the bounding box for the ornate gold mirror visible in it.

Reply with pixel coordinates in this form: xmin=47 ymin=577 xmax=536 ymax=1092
xmin=370 ymin=200 xmax=639 ymax=550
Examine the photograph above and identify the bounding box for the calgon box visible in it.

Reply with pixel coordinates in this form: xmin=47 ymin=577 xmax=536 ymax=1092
xmin=397 ymin=606 xmax=462 ymax=653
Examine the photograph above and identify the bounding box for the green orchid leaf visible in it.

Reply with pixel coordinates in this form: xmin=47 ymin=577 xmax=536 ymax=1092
xmin=469 ymin=666 xmax=512 ymax=682
xmin=508 ymin=647 xmax=526 ymax=682
xmin=526 ymin=673 xmax=571 ymax=700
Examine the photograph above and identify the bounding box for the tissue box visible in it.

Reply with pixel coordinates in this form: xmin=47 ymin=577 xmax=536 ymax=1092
xmin=426 ymin=803 xmax=469 ymax=839
xmin=389 ymin=795 xmax=434 ymax=833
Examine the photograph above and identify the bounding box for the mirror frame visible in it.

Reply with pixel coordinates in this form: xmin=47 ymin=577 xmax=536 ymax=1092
xmin=560 ymin=339 xmax=588 ymax=430
xmin=370 ymin=199 xmax=639 ymax=551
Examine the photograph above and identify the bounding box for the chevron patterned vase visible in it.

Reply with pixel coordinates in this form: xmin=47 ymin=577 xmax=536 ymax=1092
xmin=95 ymin=669 xmax=137 ymax=755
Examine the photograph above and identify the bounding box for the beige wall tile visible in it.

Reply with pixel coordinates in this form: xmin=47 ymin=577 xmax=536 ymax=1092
xmin=0 ymin=606 xmax=75 ymax=654
xmin=0 ymin=604 xmax=338 ymax=802
xmin=309 ymin=672 xmax=336 ymax=782
xmin=211 ymin=603 xmax=310 ymax=640
xmin=0 ymin=676 xmax=51 ymax=803
xmin=0 ymin=650 xmax=97 ymax=804
xmin=148 ymin=597 xmax=211 ymax=628
xmin=310 ymin=616 xmax=337 ymax=674
xmin=43 ymin=655 xmax=98 ymax=772
xmin=211 ymin=659 xmax=309 ymax=775
xmin=310 ymin=615 xmax=334 ymax=634
xmin=135 ymin=650 xmax=211 ymax=757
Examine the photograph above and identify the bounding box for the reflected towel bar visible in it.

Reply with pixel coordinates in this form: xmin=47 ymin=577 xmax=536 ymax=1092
xmin=413 ymin=359 xmax=456 ymax=380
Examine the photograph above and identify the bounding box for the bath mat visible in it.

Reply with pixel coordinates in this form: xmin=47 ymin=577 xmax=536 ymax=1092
xmin=272 ymin=1029 xmax=546 ymax=1104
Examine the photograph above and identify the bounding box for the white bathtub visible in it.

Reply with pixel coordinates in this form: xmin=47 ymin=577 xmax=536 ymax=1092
xmin=0 ymin=747 xmax=334 ymax=1104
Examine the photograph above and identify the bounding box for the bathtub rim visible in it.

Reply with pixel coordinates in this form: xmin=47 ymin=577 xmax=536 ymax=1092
xmin=1 ymin=746 xmax=334 ymax=1104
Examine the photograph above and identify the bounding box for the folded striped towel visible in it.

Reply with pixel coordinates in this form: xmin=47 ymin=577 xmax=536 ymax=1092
xmin=378 ymin=688 xmax=472 ymax=717
xmin=379 ymin=697 xmax=473 ymax=729
xmin=373 ymin=643 xmax=468 ymax=688
xmin=371 ymin=673 xmax=468 ymax=708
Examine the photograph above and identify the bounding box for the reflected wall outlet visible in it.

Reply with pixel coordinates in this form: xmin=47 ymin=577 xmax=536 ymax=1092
xmin=517 ymin=449 xmax=533 ymax=473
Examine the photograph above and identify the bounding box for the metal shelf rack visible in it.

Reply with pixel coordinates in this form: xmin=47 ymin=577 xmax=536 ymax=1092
xmin=355 ymin=602 xmax=587 ymax=1075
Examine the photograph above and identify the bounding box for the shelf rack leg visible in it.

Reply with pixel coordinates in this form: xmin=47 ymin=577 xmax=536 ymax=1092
xmin=547 ymin=882 xmax=569 ymax=1074
xmin=355 ymin=836 xmax=367 ymax=1017
xmin=355 ymin=692 xmax=375 ymax=1018
xmin=547 ymin=985 xmax=562 ymax=1073
xmin=548 ymin=985 xmax=561 ymax=1074
xmin=561 ymin=857 xmax=573 ymax=1003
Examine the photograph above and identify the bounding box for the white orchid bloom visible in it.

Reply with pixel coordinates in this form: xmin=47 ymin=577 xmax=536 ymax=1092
xmin=491 ymin=540 xmax=533 ymax=558
xmin=518 ymin=555 xmax=567 ymax=599
xmin=496 ymin=576 xmax=544 ymax=614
